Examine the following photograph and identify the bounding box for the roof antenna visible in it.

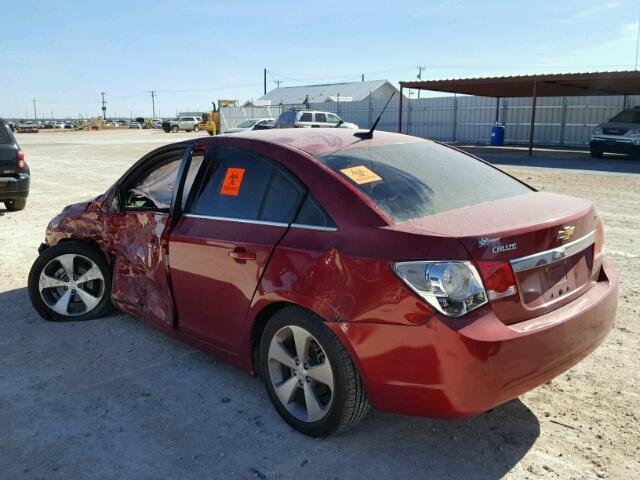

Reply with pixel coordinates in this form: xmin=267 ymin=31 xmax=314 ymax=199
xmin=354 ymin=91 xmax=396 ymax=139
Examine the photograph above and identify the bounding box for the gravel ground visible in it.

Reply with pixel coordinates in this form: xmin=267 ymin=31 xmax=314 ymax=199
xmin=1 ymin=130 xmax=638 ymax=480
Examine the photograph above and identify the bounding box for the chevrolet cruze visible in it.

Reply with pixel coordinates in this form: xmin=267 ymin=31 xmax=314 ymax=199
xmin=28 ymin=128 xmax=618 ymax=437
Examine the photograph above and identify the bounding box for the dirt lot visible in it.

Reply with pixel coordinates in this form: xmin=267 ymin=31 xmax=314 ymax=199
xmin=1 ymin=130 xmax=638 ymax=479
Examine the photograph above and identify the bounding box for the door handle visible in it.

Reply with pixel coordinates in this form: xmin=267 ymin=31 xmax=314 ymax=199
xmin=229 ymin=248 xmax=256 ymax=261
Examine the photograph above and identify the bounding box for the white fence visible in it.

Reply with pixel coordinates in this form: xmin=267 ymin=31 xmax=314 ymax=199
xmin=220 ymin=94 xmax=640 ymax=147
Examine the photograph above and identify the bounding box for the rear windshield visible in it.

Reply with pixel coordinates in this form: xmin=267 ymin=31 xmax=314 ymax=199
xmin=609 ymin=109 xmax=640 ymax=124
xmin=0 ymin=123 xmax=13 ymax=144
xmin=318 ymin=142 xmax=531 ymax=223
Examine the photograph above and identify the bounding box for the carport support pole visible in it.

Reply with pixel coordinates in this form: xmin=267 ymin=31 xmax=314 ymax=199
xmin=528 ymin=81 xmax=538 ymax=156
xmin=398 ymin=85 xmax=404 ymax=133
xmin=495 ymin=97 xmax=500 ymax=123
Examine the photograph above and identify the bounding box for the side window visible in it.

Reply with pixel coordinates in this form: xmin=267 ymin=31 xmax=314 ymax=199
xmin=123 ymin=150 xmax=185 ymax=211
xmin=299 ymin=112 xmax=312 ymax=122
xmin=181 ymin=151 xmax=205 ymax=209
xmin=190 ymin=147 xmax=306 ymax=223
xmin=315 ymin=113 xmax=327 ymax=123
xmin=326 ymin=113 xmax=341 ymax=125
xmin=294 ymin=193 xmax=336 ymax=229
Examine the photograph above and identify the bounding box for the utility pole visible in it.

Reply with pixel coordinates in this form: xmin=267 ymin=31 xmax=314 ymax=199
xmin=100 ymin=92 xmax=107 ymax=120
xmin=275 ymin=80 xmax=283 ymax=88
xmin=32 ymin=98 xmax=37 ymax=120
xmin=263 ymin=68 xmax=267 ymax=95
xmin=362 ymin=74 xmax=365 ymax=82
xmin=635 ymin=12 xmax=640 ymax=70
xmin=416 ymin=66 xmax=426 ymax=99
xmin=149 ymin=90 xmax=156 ymax=118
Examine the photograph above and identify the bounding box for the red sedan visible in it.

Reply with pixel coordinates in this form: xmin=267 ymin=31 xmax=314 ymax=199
xmin=28 ymin=129 xmax=618 ymax=437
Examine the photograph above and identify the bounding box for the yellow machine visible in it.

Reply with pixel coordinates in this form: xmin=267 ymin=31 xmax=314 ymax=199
xmin=199 ymin=99 xmax=239 ymax=136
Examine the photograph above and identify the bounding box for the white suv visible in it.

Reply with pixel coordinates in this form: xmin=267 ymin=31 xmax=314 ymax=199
xmin=166 ymin=116 xmax=202 ymax=133
xmin=276 ymin=110 xmax=358 ymax=129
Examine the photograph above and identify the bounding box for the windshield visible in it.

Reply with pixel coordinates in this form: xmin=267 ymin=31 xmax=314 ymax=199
xmin=237 ymin=119 xmax=258 ymax=128
xmin=609 ymin=109 xmax=640 ymax=124
xmin=318 ymin=142 xmax=531 ymax=223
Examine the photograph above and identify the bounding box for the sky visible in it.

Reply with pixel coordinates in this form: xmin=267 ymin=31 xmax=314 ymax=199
xmin=1 ymin=0 xmax=639 ymax=119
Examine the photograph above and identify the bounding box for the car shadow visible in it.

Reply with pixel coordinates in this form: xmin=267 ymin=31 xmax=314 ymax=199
xmin=1 ymin=286 xmax=540 ymax=479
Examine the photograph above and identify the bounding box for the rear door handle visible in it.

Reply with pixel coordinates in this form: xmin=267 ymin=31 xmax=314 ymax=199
xmin=229 ymin=248 xmax=256 ymax=261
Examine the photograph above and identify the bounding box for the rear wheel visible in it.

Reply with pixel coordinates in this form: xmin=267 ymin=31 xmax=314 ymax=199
xmin=28 ymin=241 xmax=112 ymax=321
xmin=4 ymin=198 xmax=27 ymax=211
xmin=590 ymin=149 xmax=603 ymax=158
xmin=193 ymin=125 xmax=200 ymax=132
xmin=259 ymin=307 xmax=370 ymax=437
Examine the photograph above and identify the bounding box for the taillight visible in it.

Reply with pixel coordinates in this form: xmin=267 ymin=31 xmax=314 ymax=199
xmin=16 ymin=150 xmax=27 ymax=171
xmin=475 ymin=261 xmax=518 ymax=301
xmin=392 ymin=261 xmax=488 ymax=317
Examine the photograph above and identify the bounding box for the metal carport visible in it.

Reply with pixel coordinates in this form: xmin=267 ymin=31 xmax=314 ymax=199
xmin=398 ymin=71 xmax=640 ymax=155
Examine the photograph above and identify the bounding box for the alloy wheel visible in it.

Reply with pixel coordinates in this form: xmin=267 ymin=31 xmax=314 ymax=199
xmin=38 ymin=253 xmax=105 ymax=317
xmin=267 ymin=325 xmax=335 ymax=423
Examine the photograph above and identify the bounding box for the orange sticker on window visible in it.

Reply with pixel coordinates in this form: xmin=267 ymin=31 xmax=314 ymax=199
xmin=220 ymin=167 xmax=245 ymax=196
xmin=340 ymin=165 xmax=382 ymax=185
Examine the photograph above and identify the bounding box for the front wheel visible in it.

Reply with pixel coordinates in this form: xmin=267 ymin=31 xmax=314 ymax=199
xmin=171 ymin=125 xmax=179 ymax=133
xmin=259 ymin=307 xmax=370 ymax=437
xmin=28 ymin=241 xmax=113 ymax=321
xmin=193 ymin=125 xmax=200 ymax=132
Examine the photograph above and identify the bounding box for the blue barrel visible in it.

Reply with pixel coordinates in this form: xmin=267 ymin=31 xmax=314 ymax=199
xmin=490 ymin=123 xmax=505 ymax=146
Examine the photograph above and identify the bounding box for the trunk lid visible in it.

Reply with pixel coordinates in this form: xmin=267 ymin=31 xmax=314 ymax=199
xmin=394 ymin=192 xmax=602 ymax=324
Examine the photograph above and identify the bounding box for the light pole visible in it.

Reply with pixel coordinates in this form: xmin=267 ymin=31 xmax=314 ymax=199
xmin=149 ymin=90 xmax=156 ymax=118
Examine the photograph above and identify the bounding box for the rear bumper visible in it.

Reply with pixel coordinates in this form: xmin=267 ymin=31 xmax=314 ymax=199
xmin=0 ymin=174 xmax=30 ymax=200
xmin=590 ymin=138 xmax=640 ymax=155
xmin=328 ymin=259 xmax=618 ymax=418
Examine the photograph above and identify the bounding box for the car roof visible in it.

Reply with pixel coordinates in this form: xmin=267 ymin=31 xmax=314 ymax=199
xmin=199 ymin=128 xmax=426 ymax=156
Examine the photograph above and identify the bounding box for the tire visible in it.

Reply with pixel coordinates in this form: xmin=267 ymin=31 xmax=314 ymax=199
xmin=193 ymin=125 xmax=200 ymax=132
xmin=28 ymin=241 xmax=113 ymax=322
xmin=590 ymin=149 xmax=603 ymax=158
xmin=259 ymin=306 xmax=370 ymax=437
xmin=171 ymin=126 xmax=179 ymax=133
xmin=4 ymin=198 xmax=27 ymax=211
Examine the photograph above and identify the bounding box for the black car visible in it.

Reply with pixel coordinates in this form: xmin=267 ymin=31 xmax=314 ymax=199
xmin=0 ymin=119 xmax=30 ymax=211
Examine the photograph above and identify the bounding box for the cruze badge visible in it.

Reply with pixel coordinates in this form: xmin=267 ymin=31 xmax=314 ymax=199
xmin=491 ymin=242 xmax=518 ymax=254
xmin=557 ymin=225 xmax=576 ymax=241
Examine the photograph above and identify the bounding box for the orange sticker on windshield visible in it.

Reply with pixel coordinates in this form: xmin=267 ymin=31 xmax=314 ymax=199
xmin=340 ymin=165 xmax=382 ymax=185
xmin=220 ymin=167 xmax=245 ymax=196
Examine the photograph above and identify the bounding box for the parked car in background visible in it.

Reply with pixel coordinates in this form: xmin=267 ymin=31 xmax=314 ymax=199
xmin=64 ymin=122 xmax=76 ymax=129
xmin=276 ymin=110 xmax=358 ymax=129
xmin=162 ymin=116 xmax=202 ymax=133
xmin=28 ymin=128 xmax=617 ymax=437
xmin=590 ymin=106 xmax=640 ymax=158
xmin=0 ymin=118 xmax=29 ymax=211
xmin=129 ymin=122 xmax=142 ymax=129
xmin=224 ymin=118 xmax=275 ymax=134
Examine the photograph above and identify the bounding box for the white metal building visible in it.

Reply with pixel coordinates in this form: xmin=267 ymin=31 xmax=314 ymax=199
xmin=257 ymin=79 xmax=399 ymax=105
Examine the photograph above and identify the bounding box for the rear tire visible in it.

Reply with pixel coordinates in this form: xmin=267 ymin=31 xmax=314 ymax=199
xmin=259 ymin=306 xmax=370 ymax=437
xmin=193 ymin=125 xmax=200 ymax=132
xmin=590 ymin=149 xmax=603 ymax=158
xmin=4 ymin=198 xmax=27 ymax=211
xmin=28 ymin=241 xmax=113 ymax=322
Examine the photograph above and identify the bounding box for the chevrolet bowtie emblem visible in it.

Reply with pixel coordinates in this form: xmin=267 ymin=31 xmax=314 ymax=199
xmin=557 ymin=225 xmax=576 ymax=241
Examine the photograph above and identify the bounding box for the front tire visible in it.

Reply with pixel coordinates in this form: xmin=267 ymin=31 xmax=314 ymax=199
xmin=28 ymin=241 xmax=113 ymax=321
xmin=193 ymin=125 xmax=200 ymax=132
xmin=4 ymin=198 xmax=27 ymax=211
xmin=171 ymin=125 xmax=179 ymax=133
xmin=259 ymin=306 xmax=370 ymax=437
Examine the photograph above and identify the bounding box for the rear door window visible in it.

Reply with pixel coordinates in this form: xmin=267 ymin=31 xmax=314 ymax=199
xmin=315 ymin=113 xmax=327 ymax=123
xmin=318 ymin=142 xmax=531 ymax=223
xmin=190 ymin=146 xmax=306 ymax=223
xmin=299 ymin=113 xmax=313 ymax=122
